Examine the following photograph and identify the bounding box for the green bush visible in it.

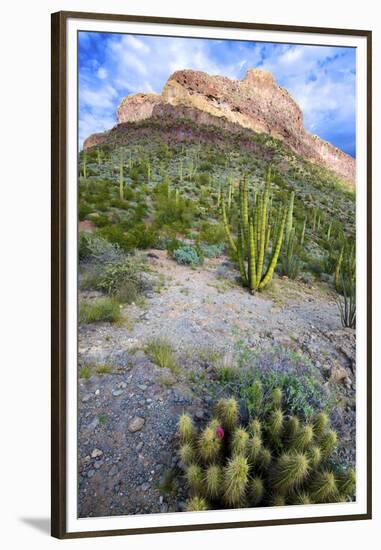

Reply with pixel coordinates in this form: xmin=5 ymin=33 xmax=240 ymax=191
xmin=173 ymin=245 xmax=204 ymax=266
xmin=79 ymin=232 xmax=121 ymax=263
xmin=154 ymin=193 xmax=197 ymax=230
xmin=166 ymin=239 xmax=183 ymax=257
xmin=199 ymin=222 xmax=226 ymax=245
xmin=96 ymin=259 xmax=146 ymax=301
xmin=95 ymin=224 xmax=132 ymax=251
xmin=178 ymin=392 xmax=355 ymax=511
xmin=199 ymin=243 xmax=225 ymax=258
xmin=79 ymin=298 xmax=121 ymax=323
xmin=79 ymin=204 xmax=93 ymax=221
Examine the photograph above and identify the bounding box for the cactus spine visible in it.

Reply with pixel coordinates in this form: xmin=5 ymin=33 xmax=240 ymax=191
xmin=179 ymin=392 xmax=355 ymax=512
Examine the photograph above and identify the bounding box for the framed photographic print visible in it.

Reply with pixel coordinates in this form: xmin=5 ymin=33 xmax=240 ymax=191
xmin=51 ymin=10 xmax=372 ymax=539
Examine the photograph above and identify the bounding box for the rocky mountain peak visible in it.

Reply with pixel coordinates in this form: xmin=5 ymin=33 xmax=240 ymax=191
xmin=87 ymin=68 xmax=355 ymax=185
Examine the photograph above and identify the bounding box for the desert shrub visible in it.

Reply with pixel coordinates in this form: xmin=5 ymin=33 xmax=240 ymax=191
xmin=199 ymin=221 xmax=226 ymax=245
xmin=199 ymin=243 xmax=225 ymax=258
xmin=96 ymin=260 xmax=147 ymax=302
xmin=145 ymin=339 xmax=179 ymax=374
xmin=215 ymin=347 xmax=329 ymax=421
xmin=173 ymin=245 xmax=204 ymax=266
xmin=336 ymin=274 xmax=356 ymax=329
xmin=127 ymin=225 xmax=158 ymax=249
xmin=88 ymin=213 xmax=109 ymax=227
xmin=95 ymin=224 xmax=132 ymax=251
xmin=299 ymin=272 xmax=314 ymax=284
xmin=166 ymin=239 xmax=183 ymax=257
xmin=154 ymin=193 xmax=197 ymax=230
xmin=79 ymin=203 xmax=93 ymax=221
xmin=79 ymin=232 xmax=121 ymax=263
xmin=79 ymin=298 xmax=121 ymax=323
xmin=178 ymin=393 xmax=355 ymax=511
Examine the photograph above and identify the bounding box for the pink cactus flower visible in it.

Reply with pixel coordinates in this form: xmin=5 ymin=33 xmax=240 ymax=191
xmin=215 ymin=426 xmax=225 ymax=439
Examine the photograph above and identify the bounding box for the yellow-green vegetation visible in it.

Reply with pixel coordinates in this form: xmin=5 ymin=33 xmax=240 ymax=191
xmin=145 ymin=338 xmax=179 ymax=375
xmin=79 ymin=297 xmax=121 ymax=323
xmin=79 ymin=362 xmax=113 ymax=378
xmin=177 ymin=390 xmax=355 ymax=511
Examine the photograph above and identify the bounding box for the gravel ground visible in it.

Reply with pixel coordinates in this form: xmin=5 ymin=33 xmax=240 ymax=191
xmin=78 ymin=250 xmax=356 ymax=517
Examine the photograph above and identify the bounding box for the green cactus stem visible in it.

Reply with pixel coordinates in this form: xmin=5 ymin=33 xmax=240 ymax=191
xmin=271 ymin=452 xmax=310 ymax=493
xmin=179 ymin=443 xmax=197 ymax=466
xmin=223 ymin=455 xmax=249 ymax=507
xmin=186 ymin=496 xmax=209 ymax=511
xmin=221 ymin=194 xmax=237 ymax=253
xmin=248 ymin=435 xmax=262 ymax=463
xmin=300 ymin=217 xmax=306 ymax=245
xmin=313 ymin=412 xmax=329 ymax=438
xmin=205 ymin=465 xmax=223 ymax=499
xmin=231 ymin=428 xmax=249 ymax=456
xmin=310 ymin=471 xmax=338 ymax=503
xmin=186 ymin=464 xmax=204 ymax=495
xmin=119 ymin=153 xmax=124 ymax=200
xmin=198 ymin=426 xmax=221 ymax=463
xmin=250 ymin=477 xmax=264 ymax=506
xmin=178 ymin=413 xmax=196 ymax=443
xmin=216 ymin=398 xmax=239 ymax=432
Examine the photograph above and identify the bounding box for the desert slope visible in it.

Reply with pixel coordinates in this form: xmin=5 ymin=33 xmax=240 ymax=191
xmin=84 ymin=68 xmax=355 ymax=185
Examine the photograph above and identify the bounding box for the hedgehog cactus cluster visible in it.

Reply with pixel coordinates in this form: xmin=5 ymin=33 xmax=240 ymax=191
xmin=177 ymin=390 xmax=355 ymax=512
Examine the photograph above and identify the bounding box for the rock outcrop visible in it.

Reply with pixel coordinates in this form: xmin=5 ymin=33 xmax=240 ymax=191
xmin=85 ymin=68 xmax=355 ymax=185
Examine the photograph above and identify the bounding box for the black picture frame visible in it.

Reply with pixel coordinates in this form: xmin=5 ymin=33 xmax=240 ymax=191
xmin=51 ymin=10 xmax=372 ymax=539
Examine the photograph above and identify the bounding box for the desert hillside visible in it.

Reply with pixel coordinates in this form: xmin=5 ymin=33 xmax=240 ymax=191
xmin=85 ymin=68 xmax=355 ymax=185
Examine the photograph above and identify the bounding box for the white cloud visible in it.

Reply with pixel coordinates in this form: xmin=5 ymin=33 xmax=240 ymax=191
xmin=79 ymin=33 xmax=355 ymax=153
xmin=97 ymin=67 xmax=108 ymax=79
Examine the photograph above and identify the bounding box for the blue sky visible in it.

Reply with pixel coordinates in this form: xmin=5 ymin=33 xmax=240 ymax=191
xmin=79 ymin=32 xmax=356 ymax=157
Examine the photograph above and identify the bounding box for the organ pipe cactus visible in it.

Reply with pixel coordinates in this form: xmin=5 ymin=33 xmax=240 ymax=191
xmin=119 ymin=153 xmax=124 ymax=200
xmin=221 ymin=168 xmax=288 ymax=292
xmin=82 ymin=151 xmax=87 ymax=179
xmin=178 ymin=389 xmax=355 ymax=512
xmin=300 ymin=217 xmax=306 ymax=245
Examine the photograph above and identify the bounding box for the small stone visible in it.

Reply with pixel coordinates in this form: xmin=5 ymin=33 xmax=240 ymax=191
xmin=112 ymin=389 xmax=124 ymax=397
xmin=91 ymin=448 xmax=103 ymax=458
xmin=195 ymin=409 xmax=204 ymax=420
xmin=95 ymin=389 xmax=100 ymax=395
xmin=344 ymin=377 xmax=352 ymax=388
xmin=138 ymin=384 xmax=148 ymax=391
xmin=159 ymin=495 xmax=163 ymax=504
xmin=141 ymin=482 xmax=150 ymax=492
xmin=87 ymin=469 xmax=95 ymax=478
xmin=128 ymin=416 xmax=145 ymax=433
xmin=329 ymin=361 xmax=349 ymax=384
xmin=81 ymin=394 xmax=92 ymax=403
xmin=109 ymin=465 xmax=118 ymax=477
xmin=94 ymin=460 xmax=103 ymax=470
xmin=118 ymin=382 xmax=127 ymax=389
xmin=136 ymin=441 xmax=144 ymax=452
xmin=88 ymin=417 xmax=99 ymax=431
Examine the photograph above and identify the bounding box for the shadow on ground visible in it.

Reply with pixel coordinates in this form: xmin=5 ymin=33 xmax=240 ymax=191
xmin=20 ymin=518 xmax=50 ymax=535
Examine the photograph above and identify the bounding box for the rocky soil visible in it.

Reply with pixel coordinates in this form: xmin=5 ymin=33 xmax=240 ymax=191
xmin=78 ymin=250 xmax=356 ymax=518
